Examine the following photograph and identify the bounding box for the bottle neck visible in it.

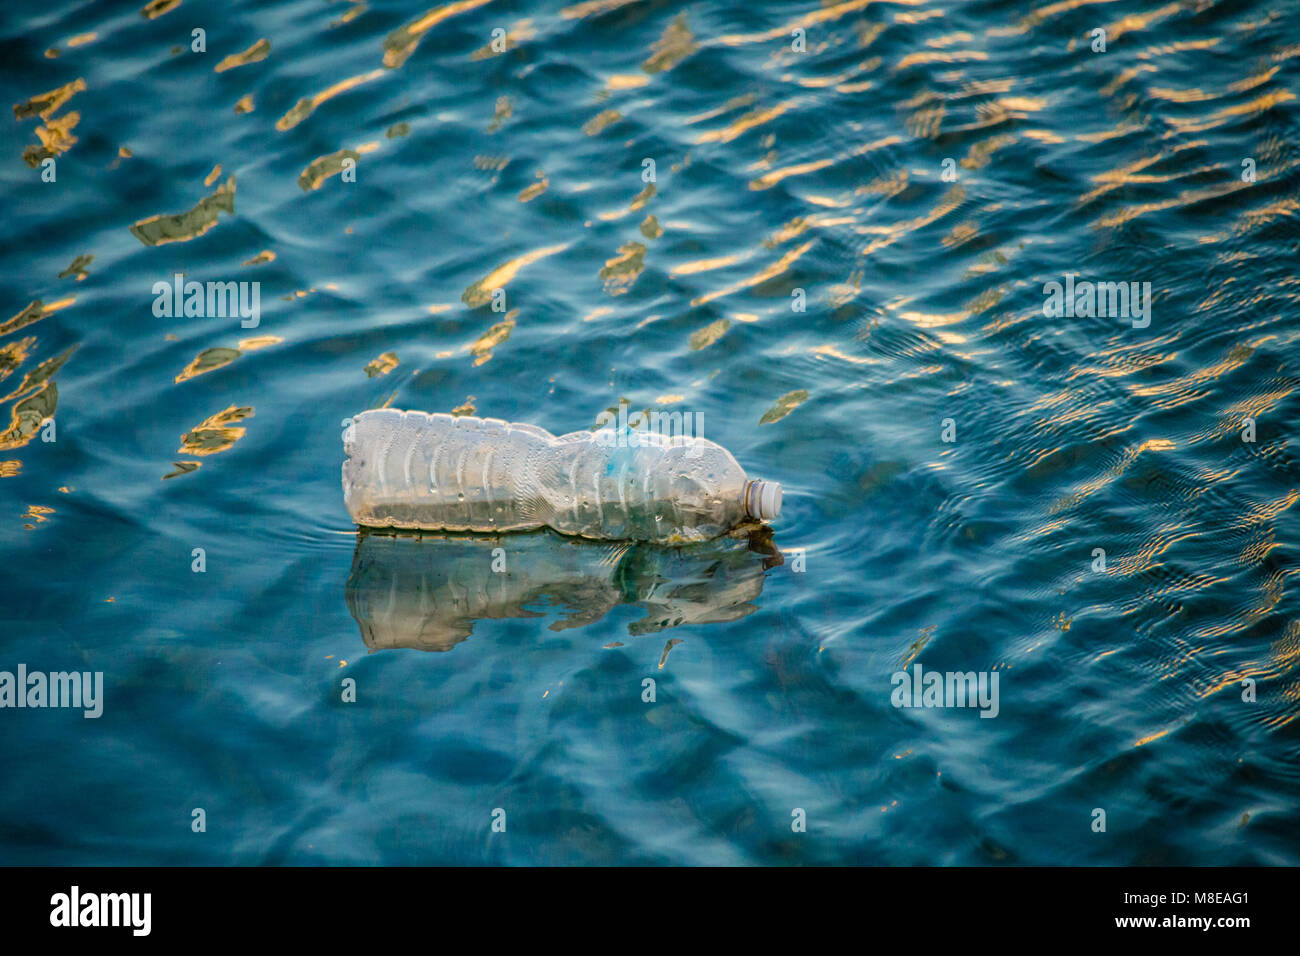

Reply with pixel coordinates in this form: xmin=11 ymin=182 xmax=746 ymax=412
xmin=744 ymin=479 xmax=782 ymax=521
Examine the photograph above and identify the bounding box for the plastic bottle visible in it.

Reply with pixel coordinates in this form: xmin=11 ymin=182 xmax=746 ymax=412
xmin=341 ymin=409 xmax=781 ymax=543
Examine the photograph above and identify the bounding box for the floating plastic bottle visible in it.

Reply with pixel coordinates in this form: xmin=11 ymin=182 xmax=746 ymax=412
xmin=341 ymin=409 xmax=782 ymax=543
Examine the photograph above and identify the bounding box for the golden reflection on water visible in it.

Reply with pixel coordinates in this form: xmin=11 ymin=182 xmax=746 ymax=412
xmin=330 ymin=1 xmax=368 ymax=29
xmin=561 ymin=0 xmax=638 ymax=20
xmin=1077 ymin=140 xmax=1209 ymax=208
xmin=1101 ymin=0 xmax=1182 ymax=45
xmin=175 ymin=337 xmax=282 ymax=384
xmin=22 ymin=112 xmax=80 ymax=168
xmin=176 ymin=347 xmax=240 ymax=384
xmin=595 ymin=183 xmax=654 ymax=222
xmin=461 ymin=244 xmax=567 ymax=307
xmin=689 ymin=318 xmax=730 ymax=351
xmin=861 ymin=186 xmax=964 ymax=257
xmin=749 ymin=134 xmax=903 ymax=191
xmin=22 ymin=504 xmax=54 ymax=530
xmin=275 ymin=69 xmax=385 ymax=132
xmin=382 ymin=0 xmax=495 ymax=69
xmin=690 ymin=240 xmax=813 ymax=308
xmin=604 ymin=73 xmax=650 ymax=91
xmin=582 ymin=109 xmax=622 ymax=136
xmin=14 ymin=78 xmax=86 ymax=167
xmin=897 ymin=49 xmax=987 ymax=70
xmin=517 ymin=174 xmax=548 ymax=203
xmin=599 ymin=243 xmax=646 ymax=296
xmin=130 ymin=176 xmax=236 ymax=246
xmin=468 ymin=314 xmax=516 ymax=366
xmin=759 ymin=390 xmax=810 ymax=425
xmin=162 ymin=461 xmax=201 ymax=481
xmin=215 ymin=38 xmax=270 ymax=73
xmin=140 ymin=0 xmax=181 ymax=20
xmin=716 ymin=0 xmax=920 ymax=48
xmin=470 ymin=19 xmax=533 ymax=60
xmin=1 ymin=298 xmax=75 ymax=338
xmin=0 ymin=342 xmax=76 ymax=452
xmin=14 ymin=78 xmax=85 ymax=121
xmin=299 ymin=148 xmax=359 ymax=191
xmin=1165 ymin=89 xmax=1296 ymax=136
xmin=672 ymin=252 xmax=747 ymax=277
xmin=642 ymin=13 xmax=695 ymax=74
xmin=178 ymin=405 xmax=253 ymax=456
xmin=57 ymin=255 xmax=93 ymax=282
xmin=695 ymin=102 xmax=792 ymax=145
xmin=364 ymin=352 xmax=399 ymax=378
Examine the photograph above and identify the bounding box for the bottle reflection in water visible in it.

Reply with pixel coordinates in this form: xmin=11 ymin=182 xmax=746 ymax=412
xmin=345 ymin=527 xmax=782 ymax=652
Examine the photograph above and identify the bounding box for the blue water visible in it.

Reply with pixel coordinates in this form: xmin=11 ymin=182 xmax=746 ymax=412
xmin=2 ymin=0 xmax=1299 ymax=865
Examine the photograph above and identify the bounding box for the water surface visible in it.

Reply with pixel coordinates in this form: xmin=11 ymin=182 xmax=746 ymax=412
xmin=2 ymin=0 xmax=1299 ymax=864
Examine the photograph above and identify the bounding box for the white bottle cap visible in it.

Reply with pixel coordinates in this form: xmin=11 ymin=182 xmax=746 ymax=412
xmin=745 ymin=480 xmax=782 ymax=521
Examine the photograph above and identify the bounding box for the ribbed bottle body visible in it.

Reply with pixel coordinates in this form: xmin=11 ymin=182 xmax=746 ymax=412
xmin=343 ymin=410 xmax=756 ymax=543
